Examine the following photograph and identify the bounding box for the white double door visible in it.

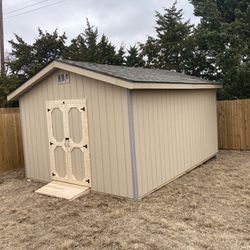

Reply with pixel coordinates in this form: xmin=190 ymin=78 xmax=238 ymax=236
xmin=46 ymin=99 xmax=91 ymax=187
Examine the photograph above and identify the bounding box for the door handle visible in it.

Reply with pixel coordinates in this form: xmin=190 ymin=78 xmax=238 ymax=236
xmin=64 ymin=138 xmax=70 ymax=147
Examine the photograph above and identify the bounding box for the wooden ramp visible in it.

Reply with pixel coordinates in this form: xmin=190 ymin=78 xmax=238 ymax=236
xmin=35 ymin=181 xmax=90 ymax=200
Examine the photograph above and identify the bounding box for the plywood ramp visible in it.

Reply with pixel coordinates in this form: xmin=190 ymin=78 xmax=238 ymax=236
xmin=35 ymin=181 xmax=90 ymax=200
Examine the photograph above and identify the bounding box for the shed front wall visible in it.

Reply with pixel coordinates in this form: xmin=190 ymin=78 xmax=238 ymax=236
xmin=132 ymin=89 xmax=218 ymax=198
xmin=19 ymin=70 xmax=133 ymax=198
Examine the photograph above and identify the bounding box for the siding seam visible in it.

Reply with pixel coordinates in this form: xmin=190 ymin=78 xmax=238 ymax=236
xmin=127 ymin=90 xmax=139 ymax=201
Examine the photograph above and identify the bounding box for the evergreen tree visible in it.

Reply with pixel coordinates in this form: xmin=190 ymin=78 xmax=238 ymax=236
xmin=8 ymin=29 xmax=66 ymax=78
xmin=126 ymin=45 xmax=144 ymax=67
xmin=63 ymin=35 xmax=86 ymax=61
xmin=190 ymin=0 xmax=250 ymax=99
xmin=155 ymin=2 xmax=194 ymax=71
xmin=141 ymin=2 xmax=194 ymax=72
xmin=0 ymin=74 xmax=24 ymax=107
xmin=96 ymin=34 xmax=117 ymax=64
xmin=8 ymin=35 xmax=33 ymax=78
xmin=83 ymin=20 xmax=98 ymax=62
xmin=34 ymin=28 xmax=66 ymax=65
xmin=64 ymin=20 xmax=98 ymax=62
xmin=64 ymin=20 xmax=120 ymax=65
xmin=140 ymin=36 xmax=159 ymax=67
xmin=114 ymin=45 xmax=125 ymax=65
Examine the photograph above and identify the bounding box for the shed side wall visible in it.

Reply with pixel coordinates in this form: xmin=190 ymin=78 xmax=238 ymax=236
xmin=19 ymin=70 xmax=133 ymax=198
xmin=132 ymin=89 xmax=218 ymax=197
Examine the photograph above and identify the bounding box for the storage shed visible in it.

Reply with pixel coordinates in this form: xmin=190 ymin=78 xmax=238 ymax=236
xmin=8 ymin=59 xmax=222 ymax=200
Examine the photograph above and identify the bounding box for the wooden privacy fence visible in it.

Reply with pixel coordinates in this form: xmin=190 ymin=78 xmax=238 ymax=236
xmin=217 ymin=99 xmax=250 ymax=150
xmin=0 ymin=108 xmax=24 ymax=173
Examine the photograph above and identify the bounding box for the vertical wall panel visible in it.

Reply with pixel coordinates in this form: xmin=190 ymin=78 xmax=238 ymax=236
xmin=112 ymin=87 xmax=124 ymax=195
xmin=19 ymin=70 xmax=133 ymax=198
xmin=121 ymin=90 xmax=133 ymax=197
xmin=133 ymin=89 xmax=218 ymax=197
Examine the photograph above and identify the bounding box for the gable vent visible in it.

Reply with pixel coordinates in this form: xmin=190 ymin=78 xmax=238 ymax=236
xmin=58 ymin=72 xmax=70 ymax=84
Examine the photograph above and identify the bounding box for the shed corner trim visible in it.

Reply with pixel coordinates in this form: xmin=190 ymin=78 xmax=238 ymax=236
xmin=127 ymin=90 xmax=139 ymax=201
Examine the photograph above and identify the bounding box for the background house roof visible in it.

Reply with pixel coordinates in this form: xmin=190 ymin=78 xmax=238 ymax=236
xmin=58 ymin=59 xmax=220 ymax=85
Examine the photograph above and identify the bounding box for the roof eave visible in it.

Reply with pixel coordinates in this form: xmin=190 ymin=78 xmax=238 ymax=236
xmin=7 ymin=60 xmax=222 ymax=101
xmin=131 ymin=82 xmax=222 ymax=90
xmin=7 ymin=61 xmax=57 ymax=101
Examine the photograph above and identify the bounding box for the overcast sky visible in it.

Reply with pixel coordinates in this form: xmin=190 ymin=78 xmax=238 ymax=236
xmin=3 ymin=0 xmax=200 ymax=52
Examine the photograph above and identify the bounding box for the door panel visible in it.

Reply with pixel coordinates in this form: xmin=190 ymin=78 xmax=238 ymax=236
xmin=51 ymin=108 xmax=64 ymax=142
xmin=54 ymin=146 xmax=67 ymax=178
xmin=69 ymin=108 xmax=82 ymax=144
xmin=46 ymin=99 xmax=91 ymax=187
xmin=71 ymin=148 xmax=85 ymax=181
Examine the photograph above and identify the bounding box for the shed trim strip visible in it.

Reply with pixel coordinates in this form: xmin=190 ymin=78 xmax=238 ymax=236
xmin=127 ymin=90 xmax=139 ymax=201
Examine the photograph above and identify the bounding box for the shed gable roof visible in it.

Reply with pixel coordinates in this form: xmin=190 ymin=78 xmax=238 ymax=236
xmin=59 ymin=59 xmax=215 ymax=84
xmin=7 ymin=59 xmax=222 ymax=101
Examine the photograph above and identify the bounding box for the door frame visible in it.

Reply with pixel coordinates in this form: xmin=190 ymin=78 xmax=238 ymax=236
xmin=46 ymin=99 xmax=91 ymax=187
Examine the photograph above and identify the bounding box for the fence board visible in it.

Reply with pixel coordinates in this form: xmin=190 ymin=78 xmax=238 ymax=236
xmin=0 ymin=108 xmax=24 ymax=173
xmin=217 ymin=99 xmax=250 ymax=150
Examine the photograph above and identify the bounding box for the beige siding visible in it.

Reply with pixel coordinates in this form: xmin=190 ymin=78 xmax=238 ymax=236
xmin=133 ymin=89 xmax=218 ymax=198
xmin=19 ymin=70 xmax=133 ymax=198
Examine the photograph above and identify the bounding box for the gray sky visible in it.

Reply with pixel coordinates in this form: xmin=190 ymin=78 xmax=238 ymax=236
xmin=3 ymin=0 xmax=199 ymax=52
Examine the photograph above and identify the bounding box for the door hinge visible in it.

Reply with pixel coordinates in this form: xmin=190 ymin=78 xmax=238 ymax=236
xmin=85 ymin=179 xmax=90 ymax=183
xmin=81 ymin=107 xmax=85 ymax=111
xmin=52 ymin=173 xmax=56 ymax=177
xmin=83 ymin=144 xmax=88 ymax=149
xmin=50 ymin=142 xmax=53 ymax=146
xmin=47 ymin=108 xmax=51 ymax=112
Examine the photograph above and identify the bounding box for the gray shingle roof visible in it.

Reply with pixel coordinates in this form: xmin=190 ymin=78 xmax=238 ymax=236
xmin=58 ymin=59 xmax=219 ymax=85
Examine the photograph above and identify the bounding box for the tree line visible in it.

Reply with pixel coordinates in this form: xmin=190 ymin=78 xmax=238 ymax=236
xmin=1 ymin=0 xmax=250 ymax=106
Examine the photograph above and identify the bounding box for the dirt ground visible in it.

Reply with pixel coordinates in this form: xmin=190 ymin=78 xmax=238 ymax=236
xmin=0 ymin=151 xmax=250 ymax=250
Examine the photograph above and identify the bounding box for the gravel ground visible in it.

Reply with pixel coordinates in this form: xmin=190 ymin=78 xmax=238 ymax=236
xmin=0 ymin=150 xmax=249 ymax=250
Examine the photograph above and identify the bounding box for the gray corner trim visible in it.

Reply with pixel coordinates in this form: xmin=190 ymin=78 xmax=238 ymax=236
xmin=18 ymin=101 xmax=28 ymax=179
xmin=127 ymin=90 xmax=139 ymax=201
